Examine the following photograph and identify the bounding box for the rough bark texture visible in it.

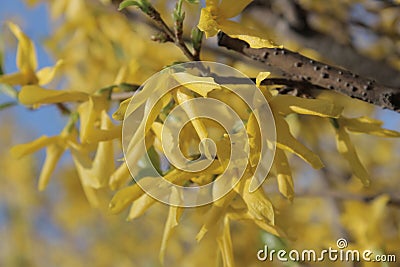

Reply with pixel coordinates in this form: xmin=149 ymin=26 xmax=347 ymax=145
xmin=218 ymin=32 xmax=400 ymax=113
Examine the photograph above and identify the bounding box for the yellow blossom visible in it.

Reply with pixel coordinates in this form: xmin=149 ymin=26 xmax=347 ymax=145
xmin=0 ymin=22 xmax=63 ymax=86
xmin=11 ymin=121 xmax=78 ymax=191
xmin=159 ymin=188 xmax=183 ymax=264
xmin=198 ymin=0 xmax=281 ymax=48
xmin=71 ymin=111 xmax=115 ymax=188
xmin=216 ymin=216 xmax=235 ymax=267
xmin=333 ymin=116 xmax=400 ymax=186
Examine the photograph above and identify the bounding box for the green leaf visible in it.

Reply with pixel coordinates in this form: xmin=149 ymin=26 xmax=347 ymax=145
xmin=118 ymin=0 xmax=139 ymax=10
xmin=173 ymin=0 xmax=185 ymax=22
xmin=185 ymin=0 xmax=199 ymax=3
xmin=0 ymin=101 xmax=17 ymax=111
xmin=0 ymin=84 xmax=18 ymax=99
xmin=191 ymin=27 xmax=203 ymax=50
xmin=118 ymin=0 xmax=150 ymax=13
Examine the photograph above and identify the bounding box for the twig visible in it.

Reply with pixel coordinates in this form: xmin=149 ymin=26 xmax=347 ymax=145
xmin=56 ymin=103 xmax=71 ymax=115
xmin=143 ymin=4 xmax=196 ymax=61
xmin=217 ymin=32 xmax=400 ymax=113
xmin=115 ymin=0 xmax=199 ymax=61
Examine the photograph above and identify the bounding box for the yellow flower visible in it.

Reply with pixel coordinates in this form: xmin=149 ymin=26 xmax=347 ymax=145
xmin=341 ymin=195 xmax=390 ymax=248
xmin=254 ymin=72 xmax=346 ymax=199
xmin=196 ymin=189 xmax=237 ymax=242
xmin=273 ymin=148 xmax=294 ymax=200
xmin=198 ymin=0 xmax=280 ymax=48
xmin=216 ymin=216 xmax=235 ymax=267
xmin=11 ymin=121 xmax=77 ymax=191
xmin=275 ymin=114 xmax=324 ymax=169
xmin=11 ymin=107 xmax=120 ymax=192
xmin=0 ymin=22 xmax=63 ymax=86
xmin=71 ymin=111 xmax=115 ymax=189
xmin=235 ymin=177 xmax=275 ymax=224
xmin=78 ymin=95 xmax=121 ymax=143
xmin=333 ymin=116 xmax=400 ymax=186
xmin=340 ymin=116 xmax=400 ymax=137
xmin=255 ymin=73 xmax=325 ymax=169
xmin=109 ymin=168 xmax=202 ymax=214
xmin=335 ymin=123 xmax=370 ymax=186
xmin=159 ymin=188 xmax=183 ymax=264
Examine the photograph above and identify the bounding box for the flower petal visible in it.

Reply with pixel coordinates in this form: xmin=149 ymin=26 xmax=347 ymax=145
xmin=173 ymin=72 xmax=221 ymax=97
xmin=11 ymin=135 xmax=60 ymax=158
xmin=78 ymin=95 xmax=110 ymax=143
xmin=220 ymin=20 xmax=281 ymax=48
xmin=246 ymin=112 xmax=261 ymax=167
xmin=341 ymin=117 xmax=400 ymax=137
xmin=271 ymin=95 xmax=343 ymax=117
xmin=112 ymin=96 xmax=131 ymax=121
xmin=0 ymin=72 xmax=28 ymax=86
xmin=275 ymin=115 xmax=324 ymax=169
xmin=7 ymin=22 xmax=38 ymax=73
xmin=237 ymin=178 xmax=275 ymax=224
xmin=218 ymin=0 xmax=253 ymax=19
xmin=216 ymin=216 xmax=235 ymax=267
xmin=159 ymin=188 xmax=183 ymax=264
xmin=176 ymin=88 xmax=208 ymax=140
xmin=127 ymin=194 xmax=157 ymax=220
xmin=38 ymin=143 xmax=65 ymax=191
xmin=273 ymin=149 xmax=294 ymax=200
xmin=36 ymin=60 xmax=64 ymax=85
xmin=108 ymin=178 xmax=153 ymax=214
xmin=196 ymin=189 xmax=237 ymax=242
xmin=71 ymin=112 xmax=115 ymax=188
xmin=19 ymin=85 xmax=88 ymax=105
xmin=335 ymin=125 xmax=370 ymax=186
xmin=91 ymin=111 xmax=115 ymax=183
xmin=197 ymin=7 xmax=219 ymax=38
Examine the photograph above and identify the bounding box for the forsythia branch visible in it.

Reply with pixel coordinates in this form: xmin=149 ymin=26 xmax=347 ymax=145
xmin=217 ymin=32 xmax=400 ymax=113
xmin=116 ymin=0 xmax=198 ymax=61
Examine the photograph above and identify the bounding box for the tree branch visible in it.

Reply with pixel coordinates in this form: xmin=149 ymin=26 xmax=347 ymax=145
xmin=248 ymin=0 xmax=400 ymax=87
xmin=217 ymin=32 xmax=400 ymax=113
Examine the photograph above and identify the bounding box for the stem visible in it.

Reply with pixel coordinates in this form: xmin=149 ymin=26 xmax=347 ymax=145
xmin=56 ymin=103 xmax=71 ymax=115
xmin=146 ymin=5 xmax=196 ymax=61
xmin=176 ymin=0 xmax=183 ymax=15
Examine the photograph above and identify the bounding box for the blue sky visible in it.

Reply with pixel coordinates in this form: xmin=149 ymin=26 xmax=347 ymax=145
xmin=0 ymin=0 xmax=66 ymax=139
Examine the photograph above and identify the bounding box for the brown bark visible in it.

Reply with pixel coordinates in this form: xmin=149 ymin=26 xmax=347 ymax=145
xmin=218 ymin=32 xmax=400 ymax=113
